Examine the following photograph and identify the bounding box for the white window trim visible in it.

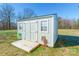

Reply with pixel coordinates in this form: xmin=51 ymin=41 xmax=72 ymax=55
xmin=41 ymin=20 xmax=48 ymax=33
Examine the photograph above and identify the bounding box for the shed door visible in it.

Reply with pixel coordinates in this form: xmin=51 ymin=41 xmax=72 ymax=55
xmin=31 ymin=21 xmax=38 ymax=42
xmin=25 ymin=22 xmax=30 ymax=40
xmin=22 ymin=23 xmax=26 ymax=40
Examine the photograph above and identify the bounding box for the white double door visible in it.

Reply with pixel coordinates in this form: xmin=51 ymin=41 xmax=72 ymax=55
xmin=23 ymin=21 xmax=38 ymax=42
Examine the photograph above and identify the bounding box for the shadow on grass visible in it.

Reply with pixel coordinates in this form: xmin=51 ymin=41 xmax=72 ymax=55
xmin=54 ymin=35 xmax=79 ymax=48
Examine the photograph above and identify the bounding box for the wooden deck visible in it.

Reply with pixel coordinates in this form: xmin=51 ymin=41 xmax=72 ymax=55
xmin=11 ymin=40 xmax=40 ymax=53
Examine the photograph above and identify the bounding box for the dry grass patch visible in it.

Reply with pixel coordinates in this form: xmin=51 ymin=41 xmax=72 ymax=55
xmin=0 ymin=29 xmax=79 ymax=56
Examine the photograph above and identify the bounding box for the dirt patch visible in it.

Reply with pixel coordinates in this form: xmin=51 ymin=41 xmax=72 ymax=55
xmin=75 ymin=32 xmax=79 ymax=35
xmin=62 ymin=48 xmax=69 ymax=55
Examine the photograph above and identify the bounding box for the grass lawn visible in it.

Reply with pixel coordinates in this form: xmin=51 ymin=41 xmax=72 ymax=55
xmin=0 ymin=29 xmax=79 ymax=56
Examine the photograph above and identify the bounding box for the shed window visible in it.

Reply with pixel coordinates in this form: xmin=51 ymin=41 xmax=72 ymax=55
xmin=41 ymin=21 xmax=48 ymax=31
xmin=19 ymin=23 xmax=22 ymax=30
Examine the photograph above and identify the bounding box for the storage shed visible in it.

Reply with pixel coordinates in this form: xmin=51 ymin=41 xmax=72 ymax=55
xmin=12 ymin=14 xmax=58 ymax=52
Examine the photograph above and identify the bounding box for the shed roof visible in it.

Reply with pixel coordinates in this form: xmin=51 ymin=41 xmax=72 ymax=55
xmin=17 ymin=14 xmax=57 ymax=22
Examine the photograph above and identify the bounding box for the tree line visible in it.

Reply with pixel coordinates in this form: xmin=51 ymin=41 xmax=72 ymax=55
xmin=0 ymin=4 xmax=79 ymax=30
xmin=58 ymin=17 xmax=79 ymax=29
xmin=0 ymin=4 xmax=36 ymax=30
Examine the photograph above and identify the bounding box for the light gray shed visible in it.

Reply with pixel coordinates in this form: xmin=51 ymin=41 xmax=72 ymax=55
xmin=12 ymin=14 xmax=58 ymax=52
xmin=17 ymin=14 xmax=58 ymax=47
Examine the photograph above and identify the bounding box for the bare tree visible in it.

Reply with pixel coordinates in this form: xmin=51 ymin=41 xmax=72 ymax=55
xmin=0 ymin=4 xmax=15 ymax=29
xmin=58 ymin=17 xmax=63 ymax=29
xmin=18 ymin=8 xmax=37 ymax=20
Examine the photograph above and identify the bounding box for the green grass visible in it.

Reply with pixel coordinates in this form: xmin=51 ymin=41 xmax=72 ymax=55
xmin=0 ymin=29 xmax=79 ymax=56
